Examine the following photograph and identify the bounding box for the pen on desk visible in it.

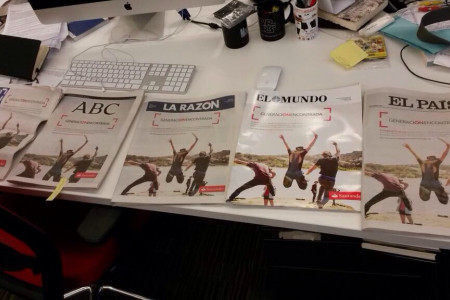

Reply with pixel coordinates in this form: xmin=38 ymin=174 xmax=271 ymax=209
xmin=310 ymin=0 xmax=317 ymax=6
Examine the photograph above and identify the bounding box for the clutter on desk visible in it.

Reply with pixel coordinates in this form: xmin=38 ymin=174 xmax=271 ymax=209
xmin=68 ymin=18 xmax=110 ymax=41
xmin=213 ymin=0 xmax=256 ymax=29
xmin=380 ymin=4 xmax=450 ymax=69
xmin=293 ymin=0 xmax=319 ymax=40
xmin=380 ymin=8 xmax=450 ymax=54
xmin=351 ymin=35 xmax=387 ymax=60
xmin=330 ymin=40 xmax=368 ymax=68
xmin=319 ymin=0 xmax=355 ymax=14
xmin=2 ymin=2 xmax=67 ymax=49
xmin=214 ymin=0 xmax=254 ymax=49
xmin=330 ymin=34 xmax=390 ymax=69
xmin=318 ymin=0 xmax=388 ymax=31
xmin=416 ymin=6 xmax=450 ymax=46
xmin=358 ymin=12 xmax=395 ymax=36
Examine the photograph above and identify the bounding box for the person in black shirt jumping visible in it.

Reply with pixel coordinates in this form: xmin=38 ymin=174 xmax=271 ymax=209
xmin=42 ymin=135 xmax=88 ymax=182
xmin=305 ymin=141 xmax=340 ymax=208
xmin=166 ymin=133 xmax=198 ymax=184
xmin=64 ymin=146 xmax=98 ymax=183
xmin=185 ymin=143 xmax=213 ymax=196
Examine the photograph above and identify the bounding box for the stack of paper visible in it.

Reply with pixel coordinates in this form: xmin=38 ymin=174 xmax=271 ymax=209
xmin=3 ymin=2 xmax=67 ymax=49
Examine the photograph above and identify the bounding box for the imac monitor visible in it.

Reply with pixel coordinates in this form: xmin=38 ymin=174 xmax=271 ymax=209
xmin=28 ymin=0 xmax=225 ymax=24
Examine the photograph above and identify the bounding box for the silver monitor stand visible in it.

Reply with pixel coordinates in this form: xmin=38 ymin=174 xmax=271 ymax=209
xmin=110 ymin=11 xmax=165 ymax=42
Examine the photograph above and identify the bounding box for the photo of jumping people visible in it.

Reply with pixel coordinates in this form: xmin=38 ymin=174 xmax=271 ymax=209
xmin=185 ymin=142 xmax=213 ymax=196
xmin=121 ymin=160 xmax=161 ymax=196
xmin=166 ymin=133 xmax=198 ymax=184
xmin=113 ymin=94 xmax=246 ymax=204
xmin=42 ymin=135 xmax=88 ymax=182
xmin=64 ymin=146 xmax=98 ymax=183
xmin=305 ymin=141 xmax=340 ymax=209
xmin=279 ymin=130 xmax=318 ymax=190
xmin=227 ymin=85 xmax=362 ymax=210
xmin=362 ymin=88 xmax=450 ymax=235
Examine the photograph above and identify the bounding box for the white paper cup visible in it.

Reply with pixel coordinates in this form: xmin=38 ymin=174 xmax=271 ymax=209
xmin=294 ymin=1 xmax=319 ymax=40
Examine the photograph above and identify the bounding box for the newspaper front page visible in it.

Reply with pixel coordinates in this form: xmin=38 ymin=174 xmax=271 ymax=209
xmin=0 ymin=84 xmax=63 ymax=179
xmin=227 ymin=84 xmax=362 ymax=211
xmin=8 ymin=89 xmax=143 ymax=189
xmin=112 ymin=93 xmax=245 ymax=204
xmin=362 ymin=88 xmax=450 ymax=236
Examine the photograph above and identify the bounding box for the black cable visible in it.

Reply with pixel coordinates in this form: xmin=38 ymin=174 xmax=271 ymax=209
xmin=190 ymin=20 xmax=222 ymax=29
xmin=400 ymin=45 xmax=450 ymax=85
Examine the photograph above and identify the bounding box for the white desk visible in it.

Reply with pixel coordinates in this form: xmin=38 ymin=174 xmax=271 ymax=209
xmin=1 ymin=8 xmax=450 ymax=250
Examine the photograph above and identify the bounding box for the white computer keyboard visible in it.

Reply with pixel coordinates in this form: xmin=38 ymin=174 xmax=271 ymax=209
xmin=61 ymin=60 xmax=196 ymax=94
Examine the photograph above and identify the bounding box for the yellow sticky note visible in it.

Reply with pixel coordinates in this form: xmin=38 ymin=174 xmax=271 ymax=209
xmin=47 ymin=177 xmax=67 ymax=201
xmin=330 ymin=40 xmax=369 ymax=68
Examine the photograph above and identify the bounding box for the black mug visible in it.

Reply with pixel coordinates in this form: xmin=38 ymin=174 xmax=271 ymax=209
xmin=257 ymin=0 xmax=293 ymax=41
xmin=222 ymin=19 xmax=250 ymax=49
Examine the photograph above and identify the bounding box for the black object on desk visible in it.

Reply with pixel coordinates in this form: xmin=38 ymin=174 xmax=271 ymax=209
xmin=0 ymin=34 xmax=49 ymax=81
xmin=256 ymin=0 xmax=293 ymax=41
xmin=222 ymin=19 xmax=249 ymax=49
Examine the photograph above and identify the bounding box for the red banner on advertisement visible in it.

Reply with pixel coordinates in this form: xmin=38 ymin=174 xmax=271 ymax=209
xmin=0 ymin=160 xmax=6 ymax=167
xmin=328 ymin=191 xmax=361 ymax=200
xmin=199 ymin=185 xmax=225 ymax=193
xmin=75 ymin=172 xmax=98 ymax=179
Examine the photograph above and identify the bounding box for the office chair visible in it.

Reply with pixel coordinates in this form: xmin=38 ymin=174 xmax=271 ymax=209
xmin=0 ymin=194 xmax=151 ymax=300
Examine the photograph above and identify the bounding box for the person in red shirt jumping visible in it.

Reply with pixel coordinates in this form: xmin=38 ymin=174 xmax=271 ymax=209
xmin=364 ymin=170 xmax=412 ymax=217
xmin=227 ymin=159 xmax=276 ymax=203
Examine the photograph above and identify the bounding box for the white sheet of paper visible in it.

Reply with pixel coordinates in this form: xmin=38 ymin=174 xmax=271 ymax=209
xmin=3 ymin=2 xmax=63 ymax=44
xmin=434 ymin=47 xmax=450 ymax=68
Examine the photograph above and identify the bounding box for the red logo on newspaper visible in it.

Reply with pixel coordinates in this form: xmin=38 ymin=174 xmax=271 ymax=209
xmin=75 ymin=172 xmax=98 ymax=179
xmin=328 ymin=191 xmax=361 ymax=200
xmin=199 ymin=185 xmax=225 ymax=193
xmin=0 ymin=160 xmax=6 ymax=167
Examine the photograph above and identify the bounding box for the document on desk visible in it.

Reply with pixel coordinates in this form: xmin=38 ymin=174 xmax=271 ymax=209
xmin=0 ymin=84 xmax=63 ymax=180
xmin=3 ymin=2 xmax=67 ymax=48
xmin=112 ymin=93 xmax=246 ymax=205
xmin=362 ymin=88 xmax=450 ymax=237
xmin=7 ymin=89 xmax=143 ymax=189
xmin=227 ymin=84 xmax=362 ymax=211
xmin=434 ymin=47 xmax=450 ymax=68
